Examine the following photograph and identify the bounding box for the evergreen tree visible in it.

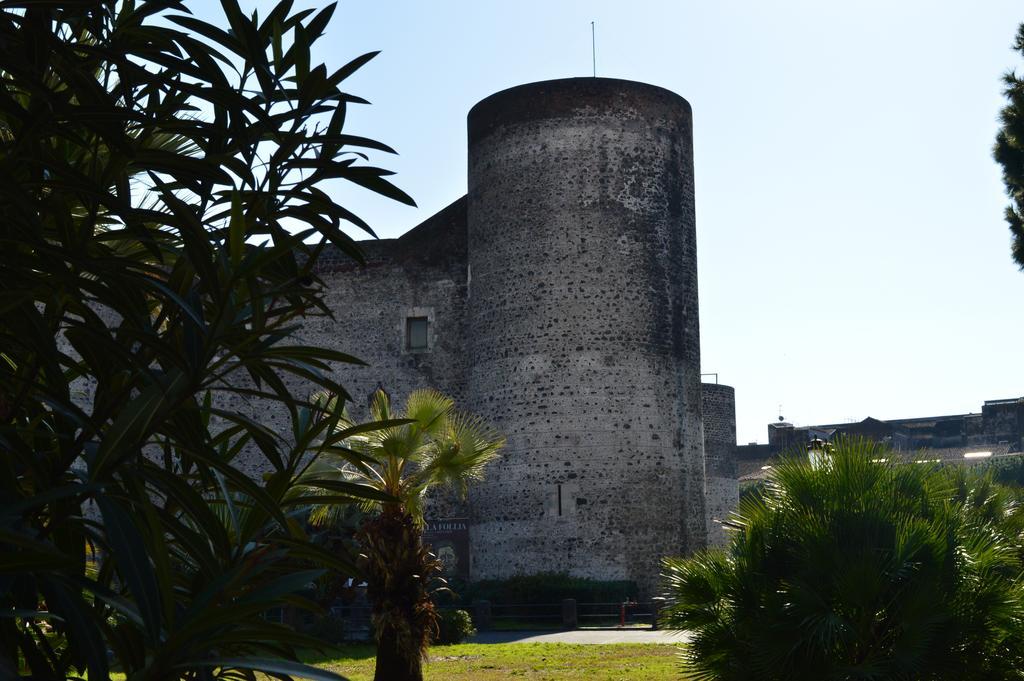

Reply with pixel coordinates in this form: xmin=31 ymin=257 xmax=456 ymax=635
xmin=994 ymin=23 xmax=1024 ymax=267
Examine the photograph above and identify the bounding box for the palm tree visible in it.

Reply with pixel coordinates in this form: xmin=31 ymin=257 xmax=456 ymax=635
xmin=302 ymin=388 xmax=504 ymax=681
xmin=661 ymin=438 xmax=1024 ymax=681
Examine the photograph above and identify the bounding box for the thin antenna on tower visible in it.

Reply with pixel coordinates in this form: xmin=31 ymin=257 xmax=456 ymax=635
xmin=591 ymin=21 xmax=596 ymax=77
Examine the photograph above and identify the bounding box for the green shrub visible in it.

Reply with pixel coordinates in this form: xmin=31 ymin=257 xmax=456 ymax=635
xmin=662 ymin=438 xmax=1024 ymax=681
xmin=302 ymin=614 xmax=350 ymax=646
xmin=978 ymin=455 xmax=1024 ymax=489
xmin=460 ymin=573 xmax=637 ymax=604
xmin=433 ymin=609 xmax=476 ymax=645
xmin=738 ymin=479 xmax=766 ymax=502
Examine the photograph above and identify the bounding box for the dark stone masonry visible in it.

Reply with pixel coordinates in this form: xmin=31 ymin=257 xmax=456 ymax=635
xmin=296 ymin=78 xmax=738 ymax=594
xmin=702 ymin=383 xmax=738 ymax=547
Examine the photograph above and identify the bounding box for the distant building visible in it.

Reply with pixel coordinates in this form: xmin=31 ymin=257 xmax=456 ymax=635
xmin=737 ymin=397 xmax=1024 ymax=482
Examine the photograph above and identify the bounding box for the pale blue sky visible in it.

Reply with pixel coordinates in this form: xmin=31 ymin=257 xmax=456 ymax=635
xmin=197 ymin=1 xmax=1024 ymax=444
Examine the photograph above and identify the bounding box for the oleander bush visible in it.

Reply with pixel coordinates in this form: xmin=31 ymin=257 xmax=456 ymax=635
xmin=0 ymin=1 xmax=413 ymax=679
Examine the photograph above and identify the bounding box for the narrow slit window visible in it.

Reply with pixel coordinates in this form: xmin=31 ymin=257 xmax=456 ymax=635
xmin=407 ymin=317 xmax=429 ymax=350
xmin=557 ymin=484 xmax=563 ymax=516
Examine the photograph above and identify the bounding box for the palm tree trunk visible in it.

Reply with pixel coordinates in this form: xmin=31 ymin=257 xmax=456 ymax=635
xmin=358 ymin=509 xmax=438 ymax=681
xmin=373 ymin=625 xmax=423 ymax=681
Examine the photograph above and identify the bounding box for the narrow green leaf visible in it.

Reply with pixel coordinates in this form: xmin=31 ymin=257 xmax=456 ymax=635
xmin=326 ymin=418 xmax=413 ymax=443
xmin=229 ymin=190 xmax=245 ymax=266
xmin=140 ymin=463 xmax=230 ymax=555
xmin=275 ymin=536 xmax=359 ymax=574
xmin=0 ymin=482 xmax=101 ymax=518
xmin=271 ymin=18 xmax=283 ymax=68
xmin=91 ymin=371 xmax=187 ymax=478
xmin=134 ymin=148 xmax=232 ymax=184
xmin=236 ymin=569 xmax=323 ymax=605
xmin=297 ymin=479 xmax=396 ymax=503
xmin=41 ymin=578 xmax=109 ymax=681
xmin=294 ymin=25 xmax=310 ymax=82
xmin=127 ymin=476 xmax=176 ymax=629
xmin=168 ymin=14 xmax=245 ymax=56
xmin=184 ymin=448 xmax=291 ymax=531
xmin=212 ymin=469 xmax=241 ymax=544
xmin=328 ymin=50 xmax=378 ymax=86
xmin=304 ymin=2 xmax=336 ymax=39
xmin=96 ymin=496 xmax=163 ymax=644
xmin=262 ymin=345 xmax=367 ymax=366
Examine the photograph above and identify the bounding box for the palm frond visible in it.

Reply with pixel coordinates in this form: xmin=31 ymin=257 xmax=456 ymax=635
xmin=417 ymin=411 xmax=504 ymax=499
xmin=403 ymin=389 xmax=454 ymax=438
xmin=662 ymin=438 xmax=1024 ymax=680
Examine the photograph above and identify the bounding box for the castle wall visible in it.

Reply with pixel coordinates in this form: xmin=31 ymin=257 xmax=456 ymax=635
xmin=702 ymin=383 xmax=737 ymax=547
xmin=306 ymin=197 xmax=470 ymax=419
xmin=66 ymin=77 xmax=718 ymax=593
xmin=299 ymin=199 xmax=472 ymax=517
xmin=464 ymin=78 xmax=704 ymax=594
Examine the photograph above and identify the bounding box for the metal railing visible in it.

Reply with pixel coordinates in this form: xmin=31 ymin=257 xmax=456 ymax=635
xmin=578 ymin=601 xmax=655 ymax=627
xmin=308 ymin=598 xmax=666 ymax=638
xmin=474 ymin=599 xmax=664 ymax=631
xmin=489 ymin=602 xmax=562 ymax=628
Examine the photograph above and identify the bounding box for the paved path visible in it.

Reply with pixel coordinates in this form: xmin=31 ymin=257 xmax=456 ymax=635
xmin=469 ymin=629 xmax=689 ymax=644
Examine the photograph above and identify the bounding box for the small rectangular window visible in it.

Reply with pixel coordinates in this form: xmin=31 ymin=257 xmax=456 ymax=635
xmin=407 ymin=317 xmax=428 ymax=350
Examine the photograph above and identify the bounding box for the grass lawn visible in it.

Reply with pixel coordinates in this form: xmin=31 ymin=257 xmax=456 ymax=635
xmin=307 ymin=642 xmax=682 ymax=680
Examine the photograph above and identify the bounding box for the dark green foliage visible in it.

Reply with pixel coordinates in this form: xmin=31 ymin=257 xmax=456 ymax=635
xmin=661 ymin=439 xmax=1024 ymax=681
xmin=995 ymin=23 xmax=1024 ymax=268
xmin=433 ymin=609 xmax=476 ymax=645
xmin=977 ymin=455 xmax=1024 ymax=489
xmin=737 ymin=479 xmax=766 ymax=503
xmin=0 ymin=1 xmax=412 ymax=679
xmin=304 ymin=613 xmax=354 ymax=646
xmin=461 ymin=573 xmax=639 ymax=604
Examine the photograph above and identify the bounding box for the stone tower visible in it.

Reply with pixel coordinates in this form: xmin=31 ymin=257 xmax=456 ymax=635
xmin=464 ymin=78 xmax=705 ymax=593
xmin=701 ymin=382 xmax=738 ymax=547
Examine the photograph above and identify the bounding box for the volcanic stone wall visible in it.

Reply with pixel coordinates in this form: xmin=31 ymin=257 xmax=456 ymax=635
xmin=298 ymin=199 xmax=473 ymax=517
xmin=307 ymin=197 xmax=470 ymax=416
xmin=702 ymin=383 xmax=738 ymax=547
xmin=464 ymin=78 xmax=705 ymax=594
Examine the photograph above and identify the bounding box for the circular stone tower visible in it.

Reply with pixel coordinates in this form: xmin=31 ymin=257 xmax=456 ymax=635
xmin=465 ymin=78 xmax=704 ymax=594
xmin=701 ymin=382 xmax=738 ymax=547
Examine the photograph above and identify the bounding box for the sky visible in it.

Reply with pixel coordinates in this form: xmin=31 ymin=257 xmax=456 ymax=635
xmin=195 ymin=1 xmax=1024 ymax=445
